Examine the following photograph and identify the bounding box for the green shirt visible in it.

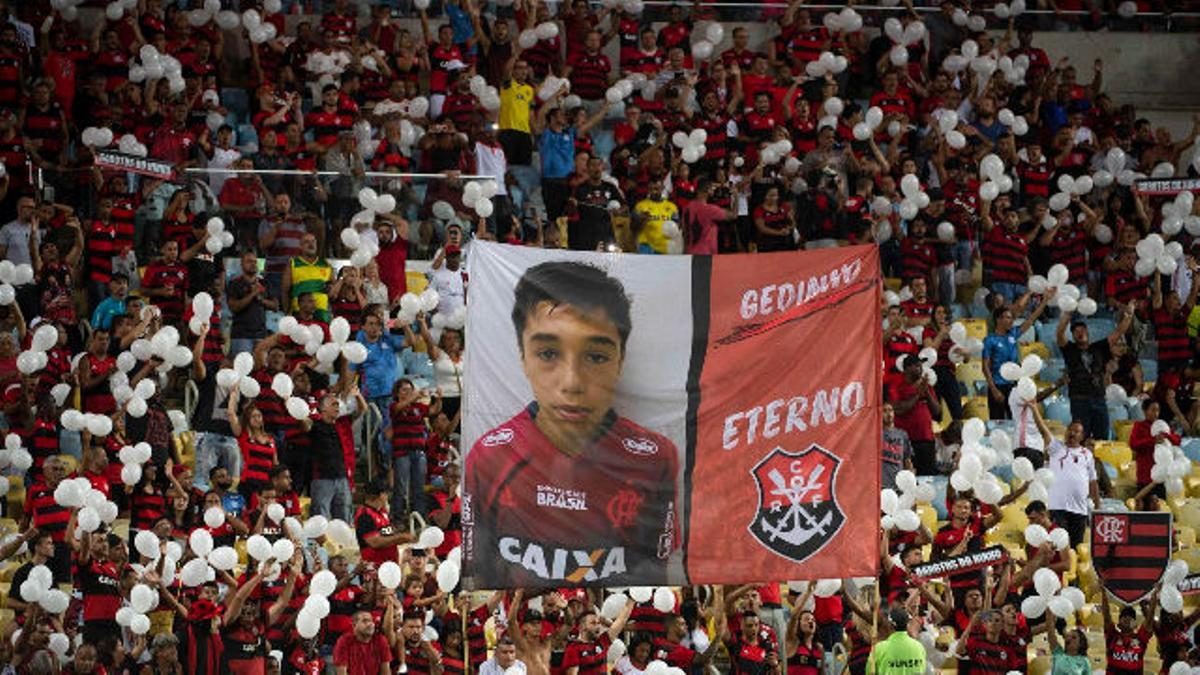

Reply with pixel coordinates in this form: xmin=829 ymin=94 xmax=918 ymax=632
xmin=1051 ymin=647 xmax=1091 ymax=675
xmin=867 ymin=632 xmax=926 ymax=674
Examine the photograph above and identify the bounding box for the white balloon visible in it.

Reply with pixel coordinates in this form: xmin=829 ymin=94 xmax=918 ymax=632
xmin=652 ymin=587 xmax=676 ymax=613
xmin=378 ymin=561 xmax=404 ymax=589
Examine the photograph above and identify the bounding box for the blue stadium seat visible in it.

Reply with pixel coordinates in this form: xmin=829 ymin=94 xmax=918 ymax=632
xmin=1108 ymin=404 xmax=1130 ymax=423
xmin=986 ymin=419 xmax=1016 ymax=435
xmin=1182 ymin=438 xmax=1200 ymax=463
xmin=926 ymin=475 xmax=949 ymax=521
xmin=1044 ymin=395 xmax=1072 ymax=425
xmin=221 ymin=87 xmax=252 ymax=126
xmin=1140 ymin=359 xmax=1158 ymax=383
xmin=1085 ymin=318 xmax=1116 ymax=342
xmin=1035 ymin=322 xmax=1061 ymax=357
xmin=1040 ymin=358 xmax=1064 ymax=384
xmin=950 ymin=304 xmax=970 ymax=321
xmin=237 ymin=125 xmax=260 ymax=152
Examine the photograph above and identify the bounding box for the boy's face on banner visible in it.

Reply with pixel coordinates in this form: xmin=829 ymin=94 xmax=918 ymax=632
xmin=520 ymin=301 xmax=624 ymax=447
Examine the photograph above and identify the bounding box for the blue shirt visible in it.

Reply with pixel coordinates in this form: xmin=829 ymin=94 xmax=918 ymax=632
xmin=539 ymin=127 xmax=576 ymax=179
xmin=446 ymin=2 xmax=475 ymax=48
xmin=221 ymin=492 xmax=245 ymax=517
xmin=90 ymin=296 xmax=126 ymax=331
xmin=353 ymin=329 xmax=408 ymax=399
xmin=399 ymin=347 xmax=435 ymax=389
xmin=982 ymin=326 xmax=1021 ymax=385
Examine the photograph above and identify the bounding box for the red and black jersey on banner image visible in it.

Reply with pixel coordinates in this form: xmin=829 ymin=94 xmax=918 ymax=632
xmin=1091 ymin=511 xmax=1172 ymax=604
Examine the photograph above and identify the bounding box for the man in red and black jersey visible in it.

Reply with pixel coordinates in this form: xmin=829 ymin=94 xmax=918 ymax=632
xmin=899 ymin=277 xmax=934 ymax=328
xmin=653 ymin=598 xmax=726 ymax=670
xmin=1101 ymin=588 xmax=1154 ymax=674
xmin=564 ymin=31 xmax=612 ymax=102
xmin=721 ymin=610 xmax=778 ymax=675
xmin=22 ymin=456 xmax=72 ymax=580
xmin=1151 ymin=266 xmax=1198 ymax=373
xmin=622 ymin=28 xmax=663 ymax=76
xmin=306 ymin=84 xmax=356 ymax=150
xmin=400 ymin=612 xmax=445 ymax=675
xmin=564 ymin=601 xmax=634 ymax=675
xmin=981 ymin=197 xmax=1035 ymax=296
xmin=141 ymin=239 xmax=200 ymax=326
xmin=953 ymin=594 xmax=1017 ymax=673
xmin=463 ymin=262 xmax=679 ymax=589
xmin=1017 ymin=142 xmax=1053 ymax=201
xmin=720 ymin=27 xmax=758 ymax=71
xmin=355 ymin=478 xmax=414 ymax=566
xmin=76 ymin=530 xmax=124 ymax=644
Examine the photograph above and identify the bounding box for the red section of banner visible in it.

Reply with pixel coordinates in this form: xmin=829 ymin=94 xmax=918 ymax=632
xmin=686 ymin=245 xmax=882 ymax=583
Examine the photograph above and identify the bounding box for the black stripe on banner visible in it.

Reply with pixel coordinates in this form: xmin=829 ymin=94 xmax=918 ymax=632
xmin=1096 ymin=557 xmax=1173 ymax=568
xmin=1106 ymin=578 xmax=1167 ymax=589
xmin=680 ymin=255 xmax=712 ymax=585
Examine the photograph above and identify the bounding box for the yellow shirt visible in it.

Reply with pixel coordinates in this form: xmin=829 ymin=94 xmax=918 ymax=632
xmin=634 ymin=199 xmax=679 ymax=254
xmin=499 ymin=80 xmax=534 ymax=134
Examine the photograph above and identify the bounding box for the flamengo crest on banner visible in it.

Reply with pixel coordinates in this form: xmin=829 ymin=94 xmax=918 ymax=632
xmin=748 ymin=445 xmax=845 ymax=563
xmin=1091 ymin=511 xmax=1173 ymax=604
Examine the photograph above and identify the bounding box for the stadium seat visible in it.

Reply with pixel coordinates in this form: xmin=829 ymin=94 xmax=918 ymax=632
xmin=1113 ymin=420 xmax=1135 ymax=443
xmin=1140 ymin=359 xmax=1159 ymax=384
xmin=960 ymin=318 xmax=987 ymax=341
xmin=963 ymin=397 xmax=989 ymax=420
xmin=1039 ymin=358 xmax=1065 ymax=384
xmin=1043 ymin=396 xmax=1072 ymax=425
xmin=1093 ymin=441 xmax=1133 ymax=467
xmin=1018 ymin=341 xmax=1051 ymax=362
xmin=1085 ymin=318 xmax=1116 ymax=342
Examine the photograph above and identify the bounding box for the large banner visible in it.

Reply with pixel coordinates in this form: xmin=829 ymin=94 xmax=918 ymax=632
xmin=1092 ymin=511 xmax=1173 ymax=604
xmin=461 ymin=242 xmax=881 ymax=588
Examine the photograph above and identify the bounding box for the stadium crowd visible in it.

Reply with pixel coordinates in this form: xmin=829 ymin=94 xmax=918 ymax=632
xmin=0 ymin=0 xmax=1198 ymax=673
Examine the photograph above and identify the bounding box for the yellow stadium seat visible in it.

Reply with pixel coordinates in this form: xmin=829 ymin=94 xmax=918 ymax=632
xmin=1178 ymin=527 xmax=1196 ymax=548
xmin=1113 ymin=420 xmax=1135 ymax=442
xmin=407 ymin=271 xmax=429 ymax=295
xmin=57 ymin=454 xmax=78 ymax=474
xmin=1019 ymin=341 xmax=1051 ymax=362
xmin=300 ymin=496 xmax=311 ymax=519
xmin=1093 ymin=441 xmax=1133 ymax=467
xmin=0 ymin=609 xmax=13 ymax=628
xmin=964 ymin=397 xmax=989 ymax=419
xmin=0 ymin=518 xmax=16 ymax=534
xmin=0 ymin=562 xmax=18 ymax=583
xmin=1028 ymin=656 xmax=1051 ymax=675
xmin=0 ymin=582 xmax=8 ymax=609
xmin=961 ymin=318 xmax=988 ymax=340
xmin=956 ymin=360 xmax=985 ymax=385
xmin=917 ymin=504 xmax=938 ymax=532
xmin=884 ymin=277 xmax=902 ymax=291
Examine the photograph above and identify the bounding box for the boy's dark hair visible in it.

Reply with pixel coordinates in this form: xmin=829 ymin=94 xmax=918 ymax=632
xmin=268 ymin=464 xmax=290 ymax=480
xmin=511 ymin=262 xmax=633 ymax=354
xmin=1025 ymin=499 xmax=1047 ymax=516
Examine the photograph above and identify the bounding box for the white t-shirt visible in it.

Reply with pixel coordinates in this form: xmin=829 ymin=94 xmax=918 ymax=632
xmin=1045 ymin=439 xmax=1096 ymax=516
xmin=430 ymin=266 xmax=466 ymax=315
xmin=1008 ymin=389 xmax=1044 ymax=454
xmin=433 ymin=351 xmax=464 ymax=398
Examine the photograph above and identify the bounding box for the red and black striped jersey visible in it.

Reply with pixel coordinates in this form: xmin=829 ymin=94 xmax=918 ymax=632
xmin=26 ymin=481 xmax=70 ymax=541
xmin=983 ymin=226 xmax=1029 ymax=284
xmin=567 ymin=52 xmax=611 ymax=101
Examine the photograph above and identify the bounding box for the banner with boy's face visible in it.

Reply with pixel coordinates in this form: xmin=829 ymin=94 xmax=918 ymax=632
xmin=461 ymin=242 xmax=881 ymax=588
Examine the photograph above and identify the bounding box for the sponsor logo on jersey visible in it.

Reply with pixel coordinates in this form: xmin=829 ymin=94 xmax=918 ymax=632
xmin=622 ymin=436 xmax=658 ymax=455
xmin=482 ymin=428 xmax=515 ymax=446
xmin=498 ymin=536 xmax=627 ymax=582
xmin=536 ymin=484 xmax=587 ymax=511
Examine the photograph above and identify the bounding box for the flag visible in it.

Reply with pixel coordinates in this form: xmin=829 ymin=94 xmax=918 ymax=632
xmin=461 ymin=242 xmax=882 ymax=588
xmin=1092 ymin=511 xmax=1173 ymax=604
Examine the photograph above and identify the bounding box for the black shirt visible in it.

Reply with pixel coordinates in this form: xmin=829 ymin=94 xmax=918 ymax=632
xmin=193 ymin=368 xmax=233 ymax=436
xmin=310 ymin=419 xmax=346 ymax=480
xmin=1061 ymin=338 xmax=1112 ymax=400
xmin=228 ymin=274 xmax=268 ymax=339
xmin=571 ymin=180 xmax=623 ymax=251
